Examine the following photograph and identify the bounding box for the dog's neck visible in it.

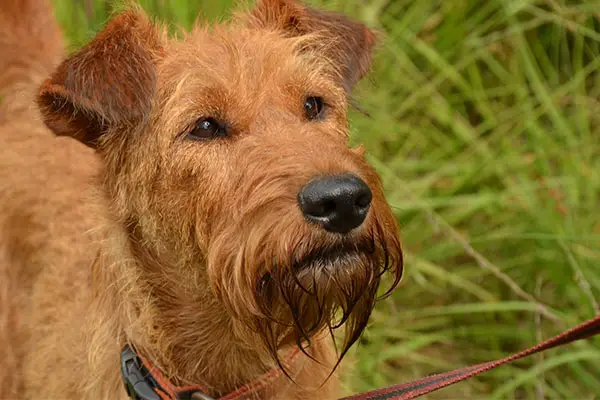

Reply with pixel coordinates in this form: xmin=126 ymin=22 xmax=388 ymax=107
xmin=88 ymin=215 xmax=316 ymax=398
xmin=132 ymin=270 xmax=279 ymax=395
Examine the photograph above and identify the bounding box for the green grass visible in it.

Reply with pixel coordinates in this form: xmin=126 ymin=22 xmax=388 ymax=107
xmin=52 ymin=0 xmax=600 ymax=398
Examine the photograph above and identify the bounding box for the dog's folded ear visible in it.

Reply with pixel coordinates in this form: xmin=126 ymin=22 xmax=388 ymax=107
xmin=38 ymin=9 xmax=163 ymax=149
xmin=250 ymin=0 xmax=377 ymax=93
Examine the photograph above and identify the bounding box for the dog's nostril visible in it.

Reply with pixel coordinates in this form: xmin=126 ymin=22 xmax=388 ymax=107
xmin=355 ymin=192 xmax=372 ymax=209
xmin=322 ymin=200 xmax=337 ymax=215
xmin=298 ymin=173 xmax=372 ymax=234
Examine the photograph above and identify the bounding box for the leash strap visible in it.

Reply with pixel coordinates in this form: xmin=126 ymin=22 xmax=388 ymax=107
xmin=340 ymin=315 xmax=600 ymax=400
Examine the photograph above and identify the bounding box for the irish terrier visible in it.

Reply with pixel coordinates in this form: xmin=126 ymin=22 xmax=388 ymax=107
xmin=0 ymin=0 xmax=403 ymax=399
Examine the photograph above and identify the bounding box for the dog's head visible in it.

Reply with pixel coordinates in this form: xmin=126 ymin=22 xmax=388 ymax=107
xmin=38 ymin=0 xmax=402 ymax=373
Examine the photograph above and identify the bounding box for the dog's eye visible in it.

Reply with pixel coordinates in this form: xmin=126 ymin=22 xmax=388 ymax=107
xmin=187 ymin=117 xmax=225 ymax=140
xmin=304 ymin=96 xmax=324 ymax=121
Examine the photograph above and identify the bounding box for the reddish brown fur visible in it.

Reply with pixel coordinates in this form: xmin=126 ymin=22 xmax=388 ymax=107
xmin=0 ymin=1 xmax=403 ymax=399
xmin=0 ymin=0 xmax=64 ymax=111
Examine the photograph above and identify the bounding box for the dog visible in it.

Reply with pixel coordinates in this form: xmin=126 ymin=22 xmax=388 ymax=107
xmin=0 ymin=0 xmax=403 ymax=398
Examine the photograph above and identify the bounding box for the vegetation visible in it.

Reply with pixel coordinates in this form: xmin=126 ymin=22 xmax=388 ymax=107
xmin=52 ymin=0 xmax=600 ymax=398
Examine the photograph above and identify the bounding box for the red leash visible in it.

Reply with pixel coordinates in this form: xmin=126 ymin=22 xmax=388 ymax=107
xmin=340 ymin=315 xmax=600 ymax=400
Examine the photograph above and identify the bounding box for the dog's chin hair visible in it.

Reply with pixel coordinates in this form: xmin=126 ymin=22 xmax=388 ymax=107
xmin=249 ymin=229 xmax=402 ymax=381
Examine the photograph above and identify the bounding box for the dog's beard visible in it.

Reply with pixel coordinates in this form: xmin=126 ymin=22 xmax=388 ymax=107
xmin=208 ymin=214 xmax=403 ymax=377
xmin=253 ymin=230 xmax=402 ymax=375
xmin=256 ymin=248 xmax=378 ymax=363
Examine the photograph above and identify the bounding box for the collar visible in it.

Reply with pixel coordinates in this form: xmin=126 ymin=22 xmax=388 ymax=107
xmin=120 ymin=344 xmax=301 ymax=400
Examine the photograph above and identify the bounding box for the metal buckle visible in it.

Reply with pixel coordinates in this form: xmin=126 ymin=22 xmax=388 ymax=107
xmin=190 ymin=393 xmax=217 ymax=400
xmin=121 ymin=345 xmax=162 ymax=400
xmin=174 ymin=390 xmax=216 ymax=400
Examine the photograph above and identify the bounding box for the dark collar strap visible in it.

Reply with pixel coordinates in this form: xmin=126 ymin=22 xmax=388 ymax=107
xmin=121 ymin=344 xmax=302 ymax=400
xmin=121 ymin=345 xmax=212 ymax=400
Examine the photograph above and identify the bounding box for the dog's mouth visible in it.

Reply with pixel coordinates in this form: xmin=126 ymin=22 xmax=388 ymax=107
xmin=294 ymin=241 xmax=375 ymax=271
xmin=258 ymin=241 xmax=377 ymax=293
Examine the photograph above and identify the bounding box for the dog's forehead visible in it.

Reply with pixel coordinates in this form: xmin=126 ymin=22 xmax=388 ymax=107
xmin=161 ymin=26 xmax=337 ymax=93
xmin=154 ymin=26 xmax=347 ymax=131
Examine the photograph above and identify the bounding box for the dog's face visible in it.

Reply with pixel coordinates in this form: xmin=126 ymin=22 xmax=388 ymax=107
xmin=38 ymin=0 xmax=403 ymax=367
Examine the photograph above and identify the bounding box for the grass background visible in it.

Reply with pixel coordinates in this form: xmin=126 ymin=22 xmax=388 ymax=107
xmin=50 ymin=0 xmax=600 ymax=398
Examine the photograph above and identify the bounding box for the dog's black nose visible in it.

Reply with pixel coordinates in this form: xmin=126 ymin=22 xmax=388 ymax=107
xmin=298 ymin=174 xmax=372 ymax=234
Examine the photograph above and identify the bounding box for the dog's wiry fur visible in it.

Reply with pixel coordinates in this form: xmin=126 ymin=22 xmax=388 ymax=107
xmin=0 ymin=0 xmax=403 ymax=399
